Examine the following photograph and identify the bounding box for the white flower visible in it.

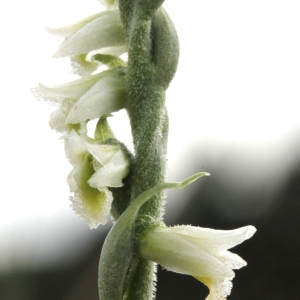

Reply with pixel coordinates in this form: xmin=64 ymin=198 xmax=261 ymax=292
xmin=65 ymin=71 xmax=126 ymax=124
xmin=139 ymin=225 xmax=256 ymax=300
xmin=33 ymin=70 xmax=126 ymax=134
xmin=65 ymin=130 xmax=130 ymax=228
xmin=33 ymin=74 xmax=101 ymax=133
xmin=50 ymin=10 xmax=126 ymax=58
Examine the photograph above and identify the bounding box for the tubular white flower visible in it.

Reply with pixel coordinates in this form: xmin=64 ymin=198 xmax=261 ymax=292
xmin=66 ymin=72 xmax=126 ymax=124
xmin=34 ymin=70 xmax=126 ymax=133
xmin=65 ymin=130 xmax=129 ymax=228
xmin=52 ymin=10 xmax=126 ymax=58
xmin=139 ymin=225 xmax=256 ymax=300
xmin=33 ymin=74 xmax=102 ymax=133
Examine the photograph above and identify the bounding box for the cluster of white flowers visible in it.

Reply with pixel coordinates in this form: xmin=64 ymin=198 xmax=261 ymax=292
xmin=34 ymin=1 xmax=129 ymax=228
xmin=36 ymin=1 xmax=257 ymax=298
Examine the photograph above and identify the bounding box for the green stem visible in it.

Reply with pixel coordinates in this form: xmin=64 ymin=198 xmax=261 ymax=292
xmin=116 ymin=2 xmax=179 ymax=298
xmin=125 ymin=13 xmax=167 ymax=300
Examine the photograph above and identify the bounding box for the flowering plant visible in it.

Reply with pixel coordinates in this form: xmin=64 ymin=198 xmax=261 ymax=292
xmin=36 ymin=0 xmax=256 ymax=299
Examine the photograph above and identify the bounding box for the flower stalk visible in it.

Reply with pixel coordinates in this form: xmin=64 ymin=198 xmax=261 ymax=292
xmin=36 ymin=1 xmax=256 ymax=299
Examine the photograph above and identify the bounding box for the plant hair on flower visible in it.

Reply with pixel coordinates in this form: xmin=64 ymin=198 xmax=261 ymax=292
xmin=35 ymin=0 xmax=257 ymax=299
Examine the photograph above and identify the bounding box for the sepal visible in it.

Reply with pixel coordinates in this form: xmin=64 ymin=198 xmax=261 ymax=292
xmin=65 ymin=69 xmax=127 ymax=124
xmin=53 ymin=10 xmax=126 ymax=58
xmin=33 ymin=69 xmax=126 ymax=134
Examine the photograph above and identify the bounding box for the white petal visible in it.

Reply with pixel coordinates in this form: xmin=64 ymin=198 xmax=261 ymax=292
xmin=34 ymin=74 xmax=102 ymax=103
xmin=65 ymin=130 xmax=88 ymax=165
xmin=217 ymin=250 xmax=247 ymax=270
xmin=168 ymin=225 xmax=256 ymax=252
xmin=54 ymin=10 xmax=125 ymax=57
xmin=88 ymin=149 xmax=129 ymax=188
xmin=140 ymin=227 xmax=234 ymax=279
xmin=67 ymin=169 xmax=78 ymax=192
xmin=49 ymin=98 xmax=76 ymax=132
xmin=47 ymin=12 xmax=103 ymax=38
xmin=66 ymin=75 xmax=126 ymax=123
xmin=86 ymin=144 xmax=118 ymax=165
xmin=201 ymin=277 xmax=233 ymax=300
xmin=140 ymin=225 xmax=256 ymax=300
xmin=70 ymin=188 xmax=113 ymax=229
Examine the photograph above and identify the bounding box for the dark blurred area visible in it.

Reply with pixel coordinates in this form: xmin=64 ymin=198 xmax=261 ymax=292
xmin=1 ymin=150 xmax=300 ymax=300
xmin=157 ymin=155 xmax=300 ymax=300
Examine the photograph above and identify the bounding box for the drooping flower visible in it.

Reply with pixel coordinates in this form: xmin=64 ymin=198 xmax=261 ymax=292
xmin=139 ymin=224 xmax=256 ymax=300
xmin=65 ymin=130 xmax=130 ymax=228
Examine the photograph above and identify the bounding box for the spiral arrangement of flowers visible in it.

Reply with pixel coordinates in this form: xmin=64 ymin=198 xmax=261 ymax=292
xmin=35 ymin=1 xmax=256 ymax=299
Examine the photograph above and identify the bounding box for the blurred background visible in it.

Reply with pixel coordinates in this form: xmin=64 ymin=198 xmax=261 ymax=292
xmin=1 ymin=0 xmax=299 ymax=299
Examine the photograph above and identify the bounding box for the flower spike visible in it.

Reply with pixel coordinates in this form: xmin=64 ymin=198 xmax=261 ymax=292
xmin=37 ymin=1 xmax=257 ymax=298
